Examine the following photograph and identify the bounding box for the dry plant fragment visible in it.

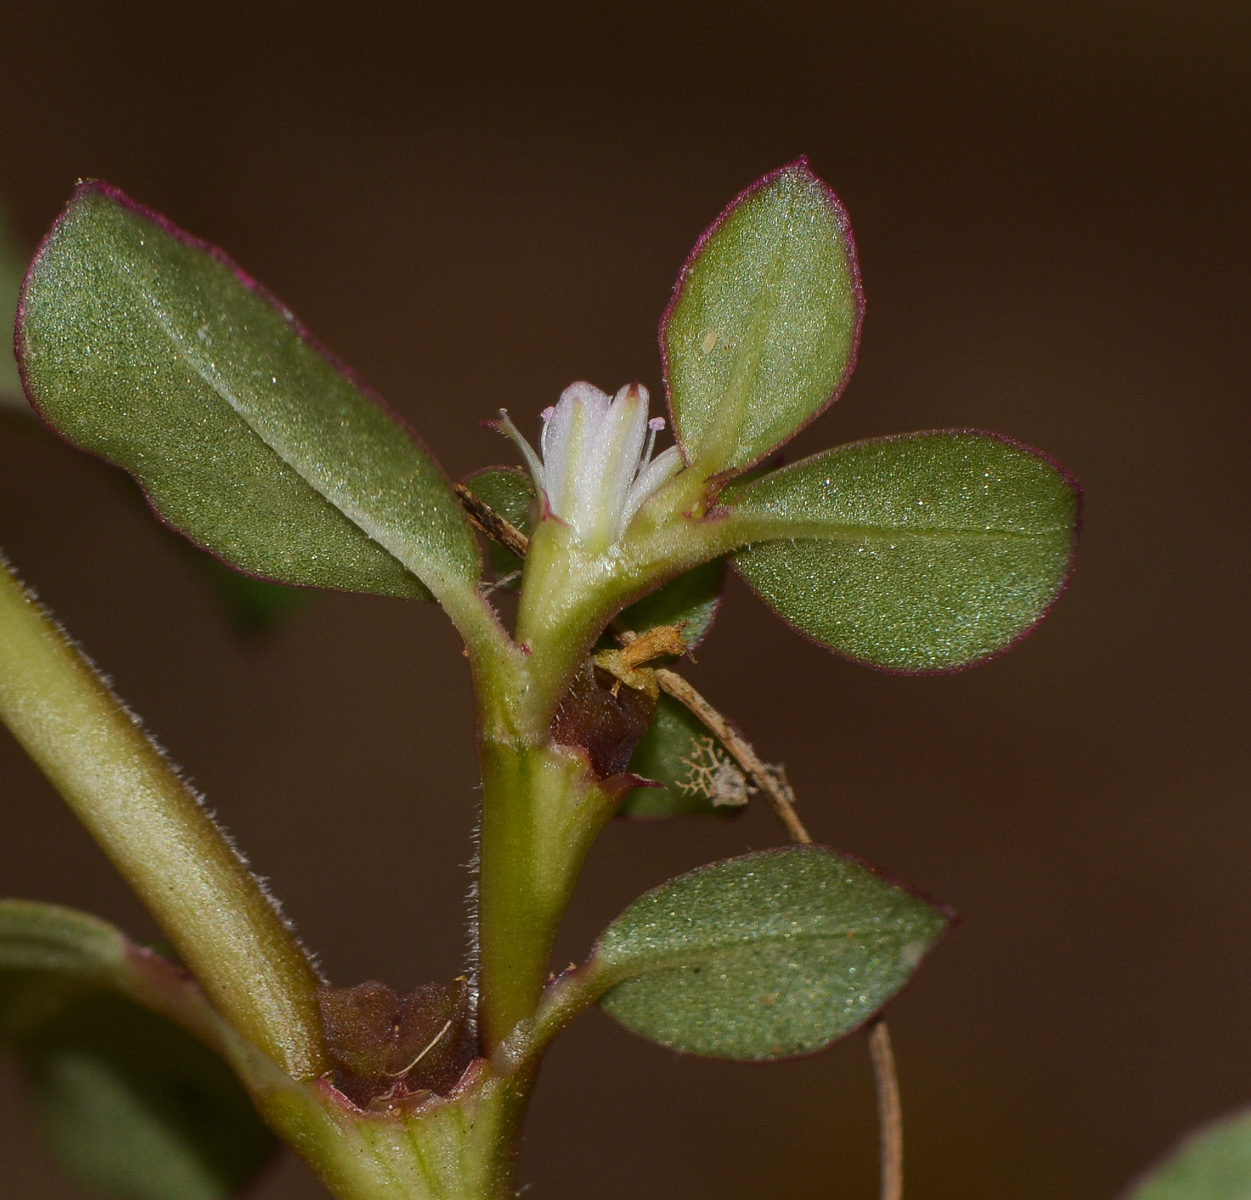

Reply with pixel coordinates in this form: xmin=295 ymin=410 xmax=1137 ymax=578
xmin=453 ymin=482 xmax=528 ymax=558
xmin=676 ymin=735 xmax=750 ymax=808
xmin=593 ymin=624 xmax=689 ymax=698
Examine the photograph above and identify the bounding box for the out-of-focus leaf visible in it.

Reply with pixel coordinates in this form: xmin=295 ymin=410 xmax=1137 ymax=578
xmin=0 ymin=900 xmax=128 ymax=984
xmin=1125 ymin=1109 xmax=1251 ymax=1200
xmin=18 ymin=182 xmax=481 ymax=603
xmin=181 ymin=540 xmax=316 ymax=635
xmin=0 ymin=204 xmax=25 ymax=407
xmin=618 ymin=558 xmax=724 ymax=652
xmin=0 ymin=901 xmax=274 ymax=1200
xmin=661 ymin=159 xmax=862 ymax=473
xmin=619 ymin=693 xmax=739 ymax=817
xmin=726 ymin=431 xmax=1080 ymax=671
xmin=591 ymin=846 xmax=950 ymax=1059
xmin=19 ymin=992 xmax=274 ymax=1200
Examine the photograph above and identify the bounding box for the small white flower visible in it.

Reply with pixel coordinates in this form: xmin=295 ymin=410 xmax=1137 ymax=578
xmin=500 ymin=382 xmax=682 ymax=551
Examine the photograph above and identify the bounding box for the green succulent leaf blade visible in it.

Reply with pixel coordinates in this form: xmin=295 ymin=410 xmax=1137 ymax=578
xmin=18 ymin=183 xmax=482 ymax=603
xmin=620 ymin=692 xmax=738 ymax=818
xmin=727 ymin=431 xmax=1081 ymax=671
xmin=1126 ymin=1109 xmax=1251 ymax=1200
xmin=0 ymin=901 xmax=274 ymax=1200
xmin=1 ymin=203 xmax=24 ymax=407
xmin=619 ymin=558 xmax=725 ymax=651
xmin=662 ymin=159 xmax=863 ymax=473
xmin=593 ymin=845 xmax=951 ymax=1059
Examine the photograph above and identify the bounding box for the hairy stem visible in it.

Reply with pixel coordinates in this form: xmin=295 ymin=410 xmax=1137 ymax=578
xmin=0 ymin=555 xmax=325 ymax=1079
xmin=474 ymin=742 xmax=616 ymax=1051
xmin=255 ymin=1066 xmax=529 ymax=1200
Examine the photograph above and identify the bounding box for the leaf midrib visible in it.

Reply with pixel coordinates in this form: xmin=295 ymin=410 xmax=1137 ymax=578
xmin=736 ymin=520 xmax=1072 ymax=547
xmin=606 ymin=924 xmax=913 ymax=983
xmin=118 ymin=259 xmax=434 ymax=591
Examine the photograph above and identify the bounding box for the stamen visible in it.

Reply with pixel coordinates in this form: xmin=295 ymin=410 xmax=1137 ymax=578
xmin=641 ymin=418 xmax=662 ymax=468
xmin=539 ymin=405 xmax=556 ymax=459
xmin=496 ymin=407 xmax=546 ymax=491
xmin=622 ymin=444 xmax=683 ymax=530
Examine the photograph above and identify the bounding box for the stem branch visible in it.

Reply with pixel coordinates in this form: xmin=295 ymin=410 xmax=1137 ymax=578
xmin=0 ymin=555 xmax=325 ymax=1079
xmin=453 ymin=486 xmax=813 ymax=844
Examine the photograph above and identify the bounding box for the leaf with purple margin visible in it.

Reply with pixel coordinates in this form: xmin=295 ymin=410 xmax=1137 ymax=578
xmin=725 ymin=431 xmax=1080 ymax=671
xmin=591 ymin=845 xmax=950 ymax=1059
xmin=1125 ymin=1109 xmax=1251 ymax=1200
xmin=18 ymin=183 xmax=480 ymax=604
xmin=0 ymin=900 xmax=274 ymax=1200
xmin=662 ymin=159 xmax=862 ymax=474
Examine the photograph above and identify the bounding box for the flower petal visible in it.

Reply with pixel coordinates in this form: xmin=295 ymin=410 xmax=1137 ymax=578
xmin=622 ymin=444 xmax=683 ymax=531
xmin=545 ymin=382 xmax=610 ymax=522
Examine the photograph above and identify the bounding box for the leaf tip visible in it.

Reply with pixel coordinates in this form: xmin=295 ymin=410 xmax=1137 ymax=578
xmin=659 ymin=158 xmax=865 ymax=473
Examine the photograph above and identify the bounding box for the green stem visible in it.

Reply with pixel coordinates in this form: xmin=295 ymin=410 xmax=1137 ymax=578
xmin=511 ymin=502 xmax=739 ymax=734
xmin=474 ymin=740 xmax=616 ymax=1052
xmin=0 ymin=555 xmax=326 ymax=1080
xmin=254 ymin=1064 xmax=530 ymax=1200
xmin=436 ymin=583 xmax=523 ymax=728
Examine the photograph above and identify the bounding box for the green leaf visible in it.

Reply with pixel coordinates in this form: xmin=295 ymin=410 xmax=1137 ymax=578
xmin=462 ymin=466 xmax=534 ymax=580
xmin=0 ymin=203 xmax=24 ymax=408
xmin=17 ymin=182 xmax=480 ymax=603
xmin=462 ymin=466 xmax=535 ymax=536
xmin=726 ymin=431 xmax=1080 ymax=671
xmin=180 ymin=540 xmax=317 ymax=636
xmin=0 ymin=900 xmax=128 ymax=984
xmin=619 ymin=693 xmax=739 ymax=818
xmin=592 ymin=845 xmax=950 ymax=1059
xmin=1126 ymin=1109 xmax=1251 ymax=1200
xmin=618 ymin=558 xmax=724 ymax=652
xmin=662 ymin=159 xmax=862 ymax=473
xmin=20 ymin=992 xmax=274 ymax=1200
xmin=0 ymin=901 xmax=275 ymax=1200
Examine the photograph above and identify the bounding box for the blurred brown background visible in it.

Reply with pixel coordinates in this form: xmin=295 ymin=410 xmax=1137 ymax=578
xmin=0 ymin=2 xmax=1248 ymax=1197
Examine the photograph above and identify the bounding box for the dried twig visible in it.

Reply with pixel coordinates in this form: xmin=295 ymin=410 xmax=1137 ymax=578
xmin=639 ymin=655 xmax=812 ymax=844
xmin=454 ymin=486 xmax=813 ymax=844
xmin=868 ymin=1021 xmax=903 ymax=1200
xmin=453 ymin=482 xmax=529 ymax=558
